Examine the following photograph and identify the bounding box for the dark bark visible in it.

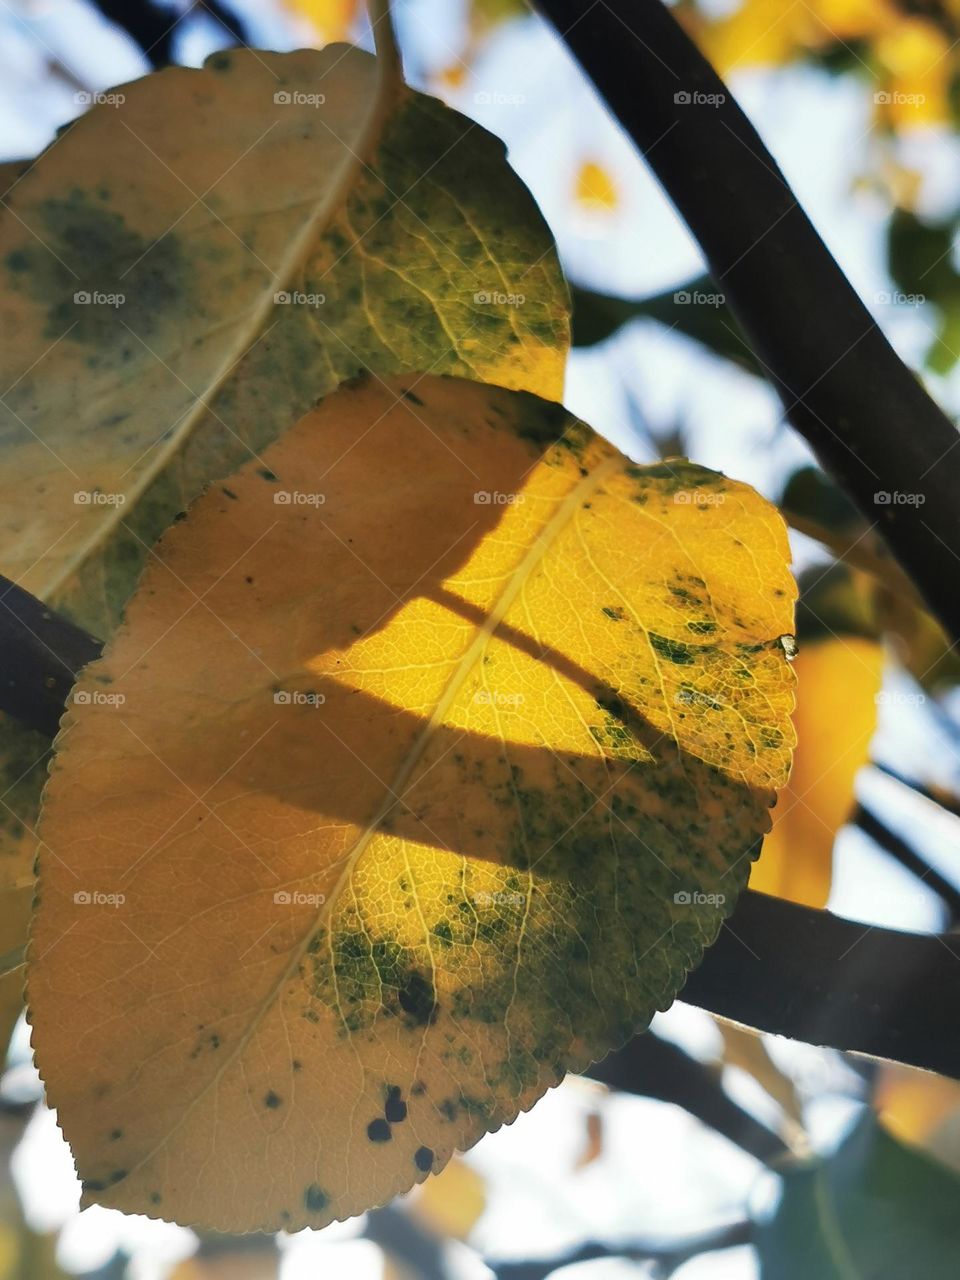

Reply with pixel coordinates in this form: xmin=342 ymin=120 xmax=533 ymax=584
xmin=0 ymin=575 xmax=102 ymax=737
xmin=537 ymin=0 xmax=960 ymax=643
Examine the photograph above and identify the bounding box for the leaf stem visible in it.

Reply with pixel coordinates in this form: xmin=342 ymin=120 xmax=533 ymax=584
xmin=369 ymin=0 xmax=401 ymax=79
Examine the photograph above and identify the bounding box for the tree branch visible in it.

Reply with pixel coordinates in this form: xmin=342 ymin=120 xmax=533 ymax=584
xmin=537 ymin=0 xmax=960 ymax=643
xmin=854 ymin=801 xmax=960 ymax=922
xmin=0 ymin=576 xmax=102 ymax=737
xmin=489 ymin=1221 xmax=753 ymax=1280
xmin=587 ymin=1032 xmax=791 ymax=1165
xmin=680 ymin=890 xmax=960 ymax=1079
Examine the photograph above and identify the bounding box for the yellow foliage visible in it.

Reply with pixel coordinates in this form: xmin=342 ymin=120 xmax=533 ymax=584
xmin=574 ymin=161 xmax=619 ymax=212
xmin=750 ymin=636 xmax=882 ymax=907
xmin=876 ymin=1064 xmax=960 ymax=1174
xmin=691 ymin=0 xmax=950 ymax=126
xmin=411 ymin=1156 xmax=486 ymax=1240
xmin=30 ymin=375 xmax=795 ymax=1232
xmin=283 ymin=0 xmax=361 ymax=43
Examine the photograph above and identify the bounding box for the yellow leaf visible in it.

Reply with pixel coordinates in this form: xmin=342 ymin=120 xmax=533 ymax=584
xmin=718 ymin=1022 xmax=806 ymax=1144
xmin=876 ymin=1064 xmax=960 ymax=1174
xmin=750 ymin=636 xmax=882 ymax=907
xmin=574 ymin=161 xmax=618 ymax=212
xmin=0 ymin=46 xmax=567 ymax=633
xmin=875 ymin=20 xmax=952 ymax=128
xmin=693 ymin=0 xmax=896 ymax=72
xmin=0 ymin=43 xmax=570 ymax=954
xmin=410 ymin=1156 xmax=486 ymax=1240
xmin=284 ymin=0 xmax=361 ymax=43
xmin=29 ymin=374 xmax=796 ymax=1232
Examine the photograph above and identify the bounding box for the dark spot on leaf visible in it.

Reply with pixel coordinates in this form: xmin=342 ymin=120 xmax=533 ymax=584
xmin=264 ymin=1090 xmax=282 ymax=1109
xmin=402 ymin=389 xmax=424 ymax=405
xmin=109 ymin=1128 xmax=123 ymax=1141
xmin=304 ymin=1184 xmax=328 ymax=1213
xmin=258 ymin=468 xmax=278 ymax=482
xmin=385 ymin=1086 xmax=407 ymax=1123
xmin=414 ymin=1146 xmax=434 ymax=1172
xmin=649 ymin=632 xmax=695 ymax=664
xmin=398 ymin=971 xmax=438 ymax=1026
xmin=367 ymin=1118 xmax=392 ymax=1143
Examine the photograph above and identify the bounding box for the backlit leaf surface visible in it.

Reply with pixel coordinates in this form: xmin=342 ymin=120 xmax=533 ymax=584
xmin=30 ymin=374 xmax=795 ymax=1231
xmin=0 ymin=42 xmax=569 ymax=965
xmin=0 ymin=45 xmax=567 ymax=634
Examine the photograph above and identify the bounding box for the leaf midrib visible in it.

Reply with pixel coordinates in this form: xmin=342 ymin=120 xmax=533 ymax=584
xmin=49 ymin=51 xmax=402 ymax=606
xmin=107 ymin=448 xmax=622 ymax=1195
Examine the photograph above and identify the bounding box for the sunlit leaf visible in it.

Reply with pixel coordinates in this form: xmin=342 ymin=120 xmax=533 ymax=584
xmin=0 ymin=46 xmax=567 ymax=633
xmin=574 ymin=161 xmax=618 ymax=213
xmin=283 ymin=0 xmax=362 ymax=43
xmin=411 ymin=1156 xmax=486 ymax=1240
xmin=29 ymin=373 xmax=796 ymax=1232
xmin=875 ymin=20 xmax=952 ymax=128
xmin=876 ymin=1064 xmax=960 ymax=1176
xmin=719 ymin=1023 xmax=805 ymax=1137
xmin=0 ymin=43 xmax=569 ymax=939
xmin=750 ymin=637 xmax=881 ymax=907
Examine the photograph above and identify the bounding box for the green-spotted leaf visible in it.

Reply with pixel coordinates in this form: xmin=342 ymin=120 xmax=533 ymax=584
xmin=29 ymin=373 xmax=795 ymax=1231
xmin=0 ymin=45 xmax=567 ymax=635
xmin=0 ymin=41 xmax=570 ymax=978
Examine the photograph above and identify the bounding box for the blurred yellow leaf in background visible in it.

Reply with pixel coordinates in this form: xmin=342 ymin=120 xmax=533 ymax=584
xmin=411 ymin=1157 xmax=486 ymax=1241
xmin=574 ymin=160 xmax=619 ymax=212
xmin=750 ymin=636 xmax=882 ymax=907
xmin=283 ymin=0 xmax=361 ymax=43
